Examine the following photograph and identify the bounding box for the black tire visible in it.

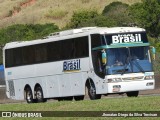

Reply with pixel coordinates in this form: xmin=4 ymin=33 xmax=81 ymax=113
xmin=87 ymin=81 xmax=101 ymax=100
xmin=74 ymin=95 xmax=84 ymax=101
xmin=35 ymin=86 xmax=47 ymax=103
xmin=126 ymin=91 xmax=139 ymax=97
xmin=25 ymin=87 xmax=34 ymax=103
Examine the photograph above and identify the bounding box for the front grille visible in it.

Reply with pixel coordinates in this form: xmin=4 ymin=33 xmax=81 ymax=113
xmin=122 ymin=76 xmax=143 ymax=81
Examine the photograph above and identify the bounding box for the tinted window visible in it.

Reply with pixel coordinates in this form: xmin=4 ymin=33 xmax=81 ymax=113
xmin=91 ymin=34 xmax=106 ymax=48
xmin=35 ymin=44 xmax=47 ymax=63
xmin=47 ymin=41 xmax=61 ymax=62
xmin=5 ymin=36 xmax=89 ymax=68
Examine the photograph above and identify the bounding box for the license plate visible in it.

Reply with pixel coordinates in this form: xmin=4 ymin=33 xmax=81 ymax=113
xmin=113 ymin=88 xmax=120 ymax=92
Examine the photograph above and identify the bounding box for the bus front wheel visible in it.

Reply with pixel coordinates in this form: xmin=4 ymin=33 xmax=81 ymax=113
xmin=86 ymin=81 xmax=101 ymax=100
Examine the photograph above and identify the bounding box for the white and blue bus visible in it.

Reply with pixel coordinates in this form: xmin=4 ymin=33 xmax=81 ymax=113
xmin=3 ymin=27 xmax=155 ymax=103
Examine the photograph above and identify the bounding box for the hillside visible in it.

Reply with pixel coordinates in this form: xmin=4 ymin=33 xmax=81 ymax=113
xmin=0 ymin=0 xmax=140 ymax=28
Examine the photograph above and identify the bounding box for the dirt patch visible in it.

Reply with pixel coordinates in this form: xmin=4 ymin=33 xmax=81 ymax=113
xmin=1 ymin=0 xmax=36 ymax=19
xmin=20 ymin=0 xmax=36 ymax=8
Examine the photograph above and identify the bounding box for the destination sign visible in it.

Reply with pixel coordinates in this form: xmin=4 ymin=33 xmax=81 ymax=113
xmin=104 ymin=32 xmax=148 ymax=45
xmin=63 ymin=59 xmax=80 ymax=72
xmin=112 ymin=34 xmax=141 ymax=44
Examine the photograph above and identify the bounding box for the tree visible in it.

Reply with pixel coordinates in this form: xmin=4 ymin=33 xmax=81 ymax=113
xmin=102 ymin=2 xmax=133 ymax=26
xmin=129 ymin=0 xmax=160 ymax=37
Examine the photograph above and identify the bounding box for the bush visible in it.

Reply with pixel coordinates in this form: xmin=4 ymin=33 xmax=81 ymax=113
xmin=67 ymin=10 xmax=99 ymax=28
xmin=0 ymin=23 xmax=59 ymax=64
xmin=102 ymin=2 xmax=133 ymax=26
xmin=0 ymin=23 xmax=59 ymax=44
xmin=78 ymin=15 xmax=117 ymax=27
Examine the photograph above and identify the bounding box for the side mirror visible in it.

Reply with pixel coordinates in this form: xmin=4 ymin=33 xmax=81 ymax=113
xmin=102 ymin=49 xmax=107 ymax=65
xmin=151 ymin=46 xmax=156 ymax=60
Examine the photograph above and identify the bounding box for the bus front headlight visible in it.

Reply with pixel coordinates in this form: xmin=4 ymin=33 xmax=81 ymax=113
xmin=144 ymin=75 xmax=154 ymax=80
xmin=108 ymin=78 xmax=122 ymax=83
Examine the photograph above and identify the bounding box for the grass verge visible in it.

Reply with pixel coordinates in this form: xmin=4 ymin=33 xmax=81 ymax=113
xmin=0 ymin=96 xmax=159 ymax=120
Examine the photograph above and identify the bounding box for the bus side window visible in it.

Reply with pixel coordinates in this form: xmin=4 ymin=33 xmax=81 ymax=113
xmin=35 ymin=44 xmax=47 ymax=63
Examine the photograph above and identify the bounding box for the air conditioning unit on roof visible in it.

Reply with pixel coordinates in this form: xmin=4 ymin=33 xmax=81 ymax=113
xmin=46 ymin=27 xmax=97 ymax=38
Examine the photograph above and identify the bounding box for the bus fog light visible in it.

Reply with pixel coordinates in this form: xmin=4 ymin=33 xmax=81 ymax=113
xmin=146 ymin=82 xmax=153 ymax=86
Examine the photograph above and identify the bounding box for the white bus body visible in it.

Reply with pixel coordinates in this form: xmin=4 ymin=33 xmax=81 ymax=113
xmin=3 ymin=27 xmax=155 ymax=103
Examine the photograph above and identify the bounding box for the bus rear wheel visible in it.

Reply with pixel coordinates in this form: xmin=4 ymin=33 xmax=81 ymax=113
xmin=25 ymin=87 xmax=34 ymax=103
xmin=35 ymin=86 xmax=47 ymax=102
xmin=86 ymin=81 xmax=101 ymax=100
xmin=126 ymin=91 xmax=139 ymax=97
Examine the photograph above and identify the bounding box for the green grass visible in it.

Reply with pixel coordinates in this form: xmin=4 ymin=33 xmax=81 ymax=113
xmin=1 ymin=96 xmax=160 ymax=111
xmin=0 ymin=96 xmax=160 ymax=120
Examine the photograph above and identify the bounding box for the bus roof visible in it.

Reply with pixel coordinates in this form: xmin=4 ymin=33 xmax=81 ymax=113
xmin=3 ymin=27 xmax=146 ymax=49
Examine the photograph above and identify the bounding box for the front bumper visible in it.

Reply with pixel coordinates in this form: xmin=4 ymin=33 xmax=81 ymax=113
xmin=107 ymin=80 xmax=155 ymax=93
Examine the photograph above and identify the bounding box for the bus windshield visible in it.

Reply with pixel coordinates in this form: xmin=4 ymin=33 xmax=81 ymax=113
xmin=106 ymin=46 xmax=152 ymax=75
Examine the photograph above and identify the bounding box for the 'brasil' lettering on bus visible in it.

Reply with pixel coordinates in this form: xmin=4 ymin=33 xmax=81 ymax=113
xmin=63 ymin=59 xmax=80 ymax=71
xmin=112 ymin=34 xmax=142 ymax=44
